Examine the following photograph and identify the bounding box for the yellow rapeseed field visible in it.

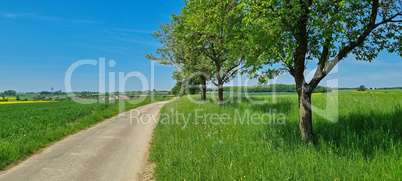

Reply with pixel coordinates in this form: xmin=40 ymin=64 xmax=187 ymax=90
xmin=352 ymin=91 xmax=384 ymax=93
xmin=312 ymin=93 xmax=323 ymax=95
xmin=0 ymin=101 xmax=56 ymax=104
xmin=0 ymin=97 xmax=16 ymax=100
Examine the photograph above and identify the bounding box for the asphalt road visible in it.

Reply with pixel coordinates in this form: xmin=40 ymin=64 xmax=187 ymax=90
xmin=0 ymin=101 xmax=169 ymax=181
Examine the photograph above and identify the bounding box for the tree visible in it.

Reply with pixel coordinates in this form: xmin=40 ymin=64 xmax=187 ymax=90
xmin=171 ymin=82 xmax=182 ymax=96
xmin=146 ymin=17 xmax=213 ymax=101
xmin=174 ymin=0 xmax=249 ymax=106
xmin=40 ymin=91 xmax=52 ymax=95
xmin=244 ymin=0 xmax=402 ymax=141
xmin=3 ymin=90 xmax=16 ymax=96
xmin=171 ymin=70 xmax=201 ymax=96
xmin=183 ymin=56 xmax=214 ymax=101
xmin=359 ymin=85 xmax=367 ymax=91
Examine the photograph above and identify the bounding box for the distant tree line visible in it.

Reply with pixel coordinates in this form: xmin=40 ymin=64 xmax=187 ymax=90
xmin=3 ymin=90 xmax=16 ymax=96
xmin=337 ymin=86 xmax=402 ymax=91
xmin=40 ymin=90 xmax=66 ymax=95
xmin=376 ymin=87 xmax=402 ymax=90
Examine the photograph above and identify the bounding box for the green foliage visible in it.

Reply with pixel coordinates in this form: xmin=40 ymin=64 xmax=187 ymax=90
xmin=33 ymin=95 xmax=45 ymax=101
xmin=242 ymin=0 xmax=402 ymax=90
xmin=217 ymin=84 xmax=331 ymax=93
xmin=40 ymin=91 xmax=52 ymax=95
xmin=150 ymin=93 xmax=402 ymax=180
xmin=240 ymin=0 xmax=402 ymax=140
xmin=3 ymin=90 xmax=16 ymax=96
xmin=377 ymin=86 xmax=402 ymax=90
xmin=171 ymin=82 xmax=183 ymax=96
xmin=358 ymin=85 xmax=367 ymax=91
xmin=79 ymin=91 xmax=98 ymax=99
xmin=171 ymin=70 xmax=201 ymax=96
xmin=53 ymin=89 xmax=65 ymax=95
xmin=146 ymin=12 xmax=214 ymax=98
xmin=174 ymin=0 xmax=248 ymax=85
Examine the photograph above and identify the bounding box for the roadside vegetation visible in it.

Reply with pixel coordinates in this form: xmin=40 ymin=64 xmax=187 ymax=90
xmin=150 ymin=92 xmax=402 ymax=180
xmin=147 ymin=0 xmax=402 ymax=142
xmin=0 ymin=97 xmax=170 ymax=170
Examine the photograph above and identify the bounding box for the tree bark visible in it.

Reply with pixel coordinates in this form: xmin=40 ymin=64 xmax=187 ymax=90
xmin=297 ymin=84 xmax=313 ymax=142
xmin=218 ymin=83 xmax=223 ymax=107
xmin=200 ymin=76 xmax=207 ymax=101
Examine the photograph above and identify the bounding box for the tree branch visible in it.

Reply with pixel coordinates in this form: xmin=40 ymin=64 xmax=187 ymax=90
xmin=310 ymin=0 xmax=385 ymax=87
xmin=211 ymin=80 xmax=218 ymax=86
xmin=221 ymin=58 xmax=243 ymax=81
xmin=223 ymin=66 xmax=243 ymax=83
xmin=309 ymin=37 xmax=331 ymax=87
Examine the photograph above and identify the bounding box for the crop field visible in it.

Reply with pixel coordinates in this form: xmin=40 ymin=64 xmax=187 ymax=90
xmin=0 ymin=101 xmax=56 ymax=104
xmin=0 ymin=97 xmax=16 ymax=100
xmin=0 ymin=97 xmax=170 ymax=170
xmin=208 ymin=91 xmax=297 ymax=96
xmin=150 ymin=92 xmax=402 ymax=180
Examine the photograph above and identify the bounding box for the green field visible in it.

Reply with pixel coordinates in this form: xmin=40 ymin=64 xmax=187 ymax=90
xmin=150 ymin=92 xmax=402 ymax=180
xmin=208 ymin=91 xmax=297 ymax=96
xmin=0 ymin=97 xmax=170 ymax=170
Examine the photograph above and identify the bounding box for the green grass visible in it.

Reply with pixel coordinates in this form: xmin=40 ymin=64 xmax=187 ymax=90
xmin=208 ymin=91 xmax=297 ymax=96
xmin=0 ymin=97 xmax=170 ymax=170
xmin=337 ymin=89 xmax=402 ymax=93
xmin=149 ymin=92 xmax=402 ymax=180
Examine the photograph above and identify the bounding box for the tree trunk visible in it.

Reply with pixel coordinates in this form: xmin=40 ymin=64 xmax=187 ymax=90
xmin=297 ymin=87 xmax=313 ymax=142
xmin=200 ymin=76 xmax=207 ymax=101
xmin=218 ymin=84 xmax=223 ymax=107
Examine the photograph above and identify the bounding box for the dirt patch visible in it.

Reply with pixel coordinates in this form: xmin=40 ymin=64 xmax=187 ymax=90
xmin=138 ymin=133 xmax=156 ymax=181
xmin=137 ymin=103 xmax=168 ymax=181
xmin=138 ymin=144 xmax=156 ymax=181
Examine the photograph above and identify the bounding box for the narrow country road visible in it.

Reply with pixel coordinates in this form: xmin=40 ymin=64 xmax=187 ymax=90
xmin=0 ymin=101 xmax=169 ymax=181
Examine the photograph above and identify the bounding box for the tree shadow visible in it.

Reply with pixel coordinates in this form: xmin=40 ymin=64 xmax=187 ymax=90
xmin=315 ymin=107 xmax=401 ymax=157
xmin=274 ymin=106 xmax=402 ymax=159
xmin=252 ymin=100 xmax=294 ymax=115
xmin=220 ymin=95 xmax=295 ymax=115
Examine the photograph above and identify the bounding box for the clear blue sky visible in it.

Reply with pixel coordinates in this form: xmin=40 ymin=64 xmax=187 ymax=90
xmin=0 ymin=0 xmax=401 ymax=93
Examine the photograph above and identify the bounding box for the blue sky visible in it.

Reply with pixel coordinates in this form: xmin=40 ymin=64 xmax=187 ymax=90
xmin=0 ymin=0 xmax=401 ymax=93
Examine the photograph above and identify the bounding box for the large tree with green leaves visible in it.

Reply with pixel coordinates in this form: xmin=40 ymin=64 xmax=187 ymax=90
xmin=243 ymin=0 xmax=401 ymax=141
xmin=146 ymin=18 xmax=212 ymax=100
xmin=3 ymin=90 xmax=16 ymax=96
xmin=174 ymin=0 xmax=249 ymax=106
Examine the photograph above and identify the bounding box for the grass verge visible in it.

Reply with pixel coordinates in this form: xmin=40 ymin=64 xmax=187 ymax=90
xmin=150 ymin=93 xmax=401 ymax=180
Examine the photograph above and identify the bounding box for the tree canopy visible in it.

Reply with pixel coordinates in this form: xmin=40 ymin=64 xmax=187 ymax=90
xmin=3 ymin=90 xmax=16 ymax=96
xmin=147 ymin=0 xmax=402 ymax=141
xmin=243 ymin=0 xmax=402 ymax=141
xmin=172 ymin=0 xmax=250 ymax=106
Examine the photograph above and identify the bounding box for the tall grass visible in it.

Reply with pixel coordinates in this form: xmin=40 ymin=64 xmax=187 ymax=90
xmin=0 ymin=97 xmax=170 ymax=170
xmin=150 ymin=93 xmax=402 ymax=180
